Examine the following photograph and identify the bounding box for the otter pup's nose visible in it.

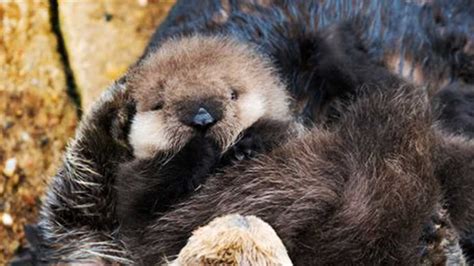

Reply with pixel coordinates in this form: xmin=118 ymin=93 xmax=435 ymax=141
xmin=191 ymin=107 xmax=215 ymax=129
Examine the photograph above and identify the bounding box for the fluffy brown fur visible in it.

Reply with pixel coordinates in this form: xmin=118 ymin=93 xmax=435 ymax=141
xmin=124 ymin=82 xmax=441 ymax=265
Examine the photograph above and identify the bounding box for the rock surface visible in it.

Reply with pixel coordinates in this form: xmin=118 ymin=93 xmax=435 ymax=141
xmin=0 ymin=1 xmax=77 ymax=264
xmin=58 ymin=0 xmax=174 ymax=111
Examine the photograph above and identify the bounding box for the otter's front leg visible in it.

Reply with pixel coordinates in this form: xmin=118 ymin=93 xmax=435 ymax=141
xmin=115 ymin=137 xmax=221 ymax=230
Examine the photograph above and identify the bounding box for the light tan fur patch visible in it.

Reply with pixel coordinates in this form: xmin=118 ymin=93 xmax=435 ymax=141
xmin=129 ymin=112 xmax=172 ymax=158
xmin=170 ymin=214 xmax=292 ymax=266
xmin=385 ymin=54 xmax=425 ymax=86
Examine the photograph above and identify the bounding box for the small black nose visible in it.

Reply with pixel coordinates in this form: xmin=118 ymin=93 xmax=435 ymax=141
xmin=191 ymin=107 xmax=215 ymax=129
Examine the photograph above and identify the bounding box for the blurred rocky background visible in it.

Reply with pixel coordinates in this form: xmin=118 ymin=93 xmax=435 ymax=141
xmin=0 ymin=0 xmax=173 ymax=263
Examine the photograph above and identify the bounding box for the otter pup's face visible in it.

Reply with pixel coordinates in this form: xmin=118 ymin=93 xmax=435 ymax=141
xmin=127 ymin=36 xmax=291 ymax=158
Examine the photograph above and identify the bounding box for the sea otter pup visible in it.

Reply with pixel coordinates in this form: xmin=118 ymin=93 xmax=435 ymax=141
xmin=115 ymin=35 xmax=301 ymax=230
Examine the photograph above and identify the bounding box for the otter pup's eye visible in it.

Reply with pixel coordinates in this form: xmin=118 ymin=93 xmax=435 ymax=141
xmin=150 ymin=102 xmax=164 ymax=111
xmin=231 ymin=90 xmax=238 ymax=101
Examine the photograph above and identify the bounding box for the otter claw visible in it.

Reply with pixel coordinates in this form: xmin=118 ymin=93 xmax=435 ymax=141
xmin=231 ymin=132 xmax=264 ymax=161
xmin=235 ymin=151 xmax=246 ymax=161
xmin=244 ymin=149 xmax=254 ymax=158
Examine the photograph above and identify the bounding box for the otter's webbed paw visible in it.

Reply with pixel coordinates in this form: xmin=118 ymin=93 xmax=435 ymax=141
xmin=220 ymin=120 xmax=293 ymax=166
xmin=230 ymin=131 xmax=264 ymax=161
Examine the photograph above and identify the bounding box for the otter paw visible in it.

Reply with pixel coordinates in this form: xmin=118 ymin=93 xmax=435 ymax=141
xmin=232 ymin=133 xmax=264 ymax=161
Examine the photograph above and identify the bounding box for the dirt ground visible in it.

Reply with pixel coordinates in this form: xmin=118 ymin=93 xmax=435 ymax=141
xmin=0 ymin=1 xmax=173 ymax=263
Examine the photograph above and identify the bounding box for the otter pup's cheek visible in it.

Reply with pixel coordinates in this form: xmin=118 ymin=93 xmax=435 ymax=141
xmin=129 ymin=112 xmax=171 ymax=158
xmin=239 ymin=92 xmax=265 ymax=128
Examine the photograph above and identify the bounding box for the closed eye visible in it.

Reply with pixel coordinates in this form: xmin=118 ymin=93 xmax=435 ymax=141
xmin=151 ymin=102 xmax=164 ymax=111
xmin=231 ymin=90 xmax=238 ymax=100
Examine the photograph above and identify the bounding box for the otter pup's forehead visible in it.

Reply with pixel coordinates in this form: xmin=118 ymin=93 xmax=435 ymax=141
xmin=141 ymin=35 xmax=261 ymax=69
xmin=127 ymin=35 xmax=278 ymax=94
